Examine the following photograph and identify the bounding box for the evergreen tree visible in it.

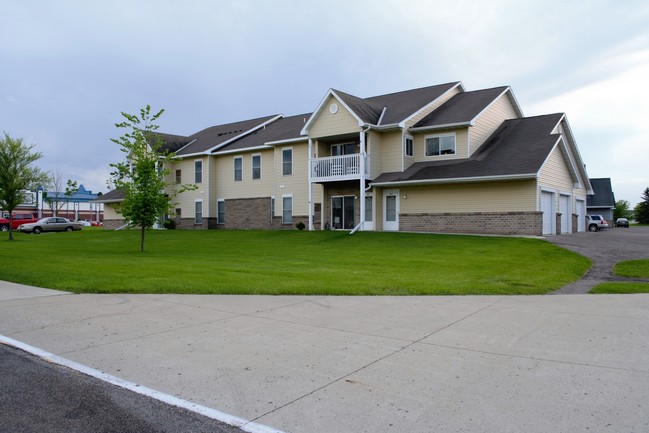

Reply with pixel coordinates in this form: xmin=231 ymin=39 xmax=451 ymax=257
xmin=634 ymin=187 xmax=649 ymax=224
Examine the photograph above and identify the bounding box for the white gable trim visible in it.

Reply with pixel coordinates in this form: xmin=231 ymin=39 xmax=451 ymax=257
xmin=371 ymin=173 xmax=537 ymax=188
xmin=398 ymin=82 xmax=465 ymax=129
xmin=207 ymin=115 xmax=283 ymax=154
xmin=301 ymin=89 xmax=365 ymax=135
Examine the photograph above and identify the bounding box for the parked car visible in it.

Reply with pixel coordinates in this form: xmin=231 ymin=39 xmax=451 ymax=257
xmin=90 ymin=221 xmax=103 ymax=227
xmin=0 ymin=212 xmax=39 ymax=232
xmin=586 ymin=215 xmax=609 ymax=232
xmin=77 ymin=219 xmax=92 ymax=227
xmin=18 ymin=217 xmax=83 ymax=234
xmin=615 ymin=218 xmax=629 ymax=228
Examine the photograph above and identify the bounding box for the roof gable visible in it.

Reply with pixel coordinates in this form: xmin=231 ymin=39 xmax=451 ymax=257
xmin=587 ymin=178 xmax=615 ymax=207
xmin=216 ymin=114 xmax=310 ymax=153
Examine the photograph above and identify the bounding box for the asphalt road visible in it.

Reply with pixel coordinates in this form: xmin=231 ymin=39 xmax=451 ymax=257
xmin=0 ymin=344 xmax=245 ymax=433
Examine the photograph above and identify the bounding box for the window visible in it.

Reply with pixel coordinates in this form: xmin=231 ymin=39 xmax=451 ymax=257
xmin=194 ymin=201 xmax=203 ymax=224
xmin=234 ymin=157 xmax=242 ymax=181
xmin=405 ymin=136 xmax=414 ymax=157
xmin=282 ymin=148 xmax=292 ymax=176
xmin=365 ymin=196 xmax=373 ymax=222
xmin=314 ymin=203 xmax=321 ymax=223
xmin=252 ymin=154 xmax=261 ymax=180
xmin=175 ymin=208 xmax=181 ymax=218
xmin=271 ymin=196 xmax=275 ymax=219
xmin=175 ymin=169 xmax=181 ymax=184
xmin=425 ymin=134 xmax=455 ymax=156
xmin=217 ymin=200 xmax=225 ymax=224
xmin=282 ymin=195 xmax=293 ymax=223
xmin=194 ymin=160 xmax=202 ymax=183
xmin=331 ymin=143 xmax=356 ymax=156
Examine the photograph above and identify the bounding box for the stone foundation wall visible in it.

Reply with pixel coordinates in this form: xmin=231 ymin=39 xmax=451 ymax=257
xmin=176 ymin=218 xmax=210 ymax=230
xmin=102 ymin=219 xmax=127 ymax=230
xmin=219 ymin=197 xmax=273 ymax=230
xmin=399 ymin=211 xmax=543 ymax=236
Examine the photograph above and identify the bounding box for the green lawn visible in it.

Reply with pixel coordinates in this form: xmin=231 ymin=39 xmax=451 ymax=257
xmin=613 ymin=259 xmax=649 ymax=278
xmin=589 ymin=259 xmax=649 ymax=294
xmin=590 ymin=282 xmax=649 ymax=294
xmin=0 ymin=230 xmax=590 ymax=295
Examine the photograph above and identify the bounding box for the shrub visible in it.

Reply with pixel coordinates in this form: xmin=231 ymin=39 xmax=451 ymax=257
xmin=295 ymin=221 xmax=306 ymax=230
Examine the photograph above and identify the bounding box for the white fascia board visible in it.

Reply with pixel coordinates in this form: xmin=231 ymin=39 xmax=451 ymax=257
xmin=173 ymin=138 xmax=198 ymax=155
xmin=469 ymin=88 xmax=515 ymax=124
xmin=204 ymin=115 xmax=283 ymax=154
xmin=370 ymin=173 xmax=537 ymax=188
xmin=93 ymin=198 xmax=124 ymax=203
xmin=556 ymin=114 xmax=593 ymax=194
xmin=173 ymin=150 xmax=208 ymax=159
xmin=266 ymin=137 xmax=308 ymax=146
xmin=376 ymin=107 xmax=387 ymax=126
xmin=213 ymin=145 xmax=272 ymax=156
xmin=506 ymin=88 xmax=524 ymax=117
xmin=408 ymin=121 xmax=472 ymax=133
xmin=398 ymin=82 xmax=464 ymax=129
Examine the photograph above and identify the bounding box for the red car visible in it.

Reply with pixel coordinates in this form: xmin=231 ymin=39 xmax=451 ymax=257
xmin=0 ymin=213 xmax=39 ymax=232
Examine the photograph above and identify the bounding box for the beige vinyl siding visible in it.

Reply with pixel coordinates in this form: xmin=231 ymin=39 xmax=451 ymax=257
xmin=309 ymin=96 xmax=362 ymax=138
xmin=413 ymin=128 xmax=469 ymax=162
xmin=400 ymin=180 xmax=537 ymax=213
xmin=214 ymin=149 xmax=275 ymax=199
xmin=167 ymin=158 xmax=207 ymax=219
xmin=368 ymin=131 xmax=382 ymax=180
xmin=469 ymin=93 xmax=519 ymax=155
xmin=379 ymin=130 xmax=404 ymax=174
xmin=274 ymin=143 xmax=322 ymax=216
xmin=103 ymin=203 xmax=120 ymax=220
xmin=404 ymin=86 xmax=462 ymax=129
xmin=538 ymin=146 xmax=575 ymax=192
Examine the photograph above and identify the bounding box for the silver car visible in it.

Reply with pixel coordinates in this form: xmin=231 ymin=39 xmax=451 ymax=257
xmin=19 ymin=217 xmax=83 ymax=234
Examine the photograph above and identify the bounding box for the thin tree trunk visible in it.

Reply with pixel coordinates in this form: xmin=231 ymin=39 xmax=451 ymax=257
xmin=140 ymin=225 xmax=145 ymax=252
xmin=8 ymin=215 xmax=14 ymax=241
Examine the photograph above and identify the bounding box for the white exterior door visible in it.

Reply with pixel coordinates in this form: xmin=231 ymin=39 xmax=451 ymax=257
xmin=541 ymin=191 xmax=555 ymax=235
xmin=383 ymin=189 xmax=399 ymax=231
xmin=559 ymin=194 xmax=570 ymax=234
xmin=364 ymin=195 xmax=374 ymax=231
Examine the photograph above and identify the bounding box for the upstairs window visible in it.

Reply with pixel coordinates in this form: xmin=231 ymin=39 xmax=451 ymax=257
xmin=175 ymin=169 xmax=182 ymax=184
xmin=252 ymin=154 xmax=261 ymax=180
xmin=234 ymin=157 xmax=243 ymax=181
xmin=425 ymin=134 xmax=456 ymax=156
xmin=194 ymin=160 xmax=202 ymax=183
xmin=282 ymin=148 xmax=292 ymax=176
xmin=405 ymin=136 xmax=414 ymax=157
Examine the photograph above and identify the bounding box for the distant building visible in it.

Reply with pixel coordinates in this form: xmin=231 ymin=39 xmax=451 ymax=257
xmin=587 ymin=178 xmax=615 ymax=221
xmin=6 ymin=185 xmax=104 ymax=222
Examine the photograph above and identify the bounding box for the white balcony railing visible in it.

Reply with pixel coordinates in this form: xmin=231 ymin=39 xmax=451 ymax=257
xmin=309 ymin=154 xmax=368 ymax=182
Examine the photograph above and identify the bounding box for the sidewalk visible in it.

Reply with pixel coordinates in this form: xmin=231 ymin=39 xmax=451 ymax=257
xmin=1 ymin=282 xmax=648 ymax=433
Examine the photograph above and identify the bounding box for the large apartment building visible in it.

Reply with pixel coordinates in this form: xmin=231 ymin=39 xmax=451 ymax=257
xmin=96 ymin=81 xmax=592 ymax=236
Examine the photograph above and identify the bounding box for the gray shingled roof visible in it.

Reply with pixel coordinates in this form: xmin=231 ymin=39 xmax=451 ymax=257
xmin=216 ymin=114 xmax=310 ymax=153
xmin=587 ymin=178 xmax=615 ymax=207
xmin=366 ymin=82 xmax=461 ymax=125
xmin=413 ymin=87 xmax=509 ymax=128
xmin=332 ymin=82 xmax=461 ymax=127
xmin=157 ymin=132 xmax=192 ymax=154
xmin=372 ymin=113 xmax=564 ymax=184
xmin=92 ymin=188 xmax=125 ymax=203
xmin=174 ymin=115 xmax=279 ymax=156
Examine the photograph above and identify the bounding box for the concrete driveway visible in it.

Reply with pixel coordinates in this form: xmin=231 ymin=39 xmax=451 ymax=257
xmin=547 ymin=226 xmax=649 ymax=294
xmin=1 ymin=281 xmax=648 ymax=433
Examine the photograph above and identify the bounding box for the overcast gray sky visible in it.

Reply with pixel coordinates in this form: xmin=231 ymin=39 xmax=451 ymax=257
xmin=2 ymin=0 xmax=648 ymax=206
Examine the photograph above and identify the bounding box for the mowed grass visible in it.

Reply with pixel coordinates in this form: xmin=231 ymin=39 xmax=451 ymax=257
xmin=590 ymin=259 xmax=649 ymax=294
xmin=614 ymin=259 xmax=649 ymax=278
xmin=0 ymin=230 xmax=590 ymax=295
xmin=590 ymin=282 xmax=649 ymax=294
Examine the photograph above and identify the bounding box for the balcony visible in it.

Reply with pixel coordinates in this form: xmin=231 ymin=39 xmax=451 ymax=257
xmin=310 ymin=154 xmax=368 ymax=182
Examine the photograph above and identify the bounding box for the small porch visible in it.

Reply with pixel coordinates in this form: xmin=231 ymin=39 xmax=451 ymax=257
xmin=309 ymin=153 xmax=370 ymax=182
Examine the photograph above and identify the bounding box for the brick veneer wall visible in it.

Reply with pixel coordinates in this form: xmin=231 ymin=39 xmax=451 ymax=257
xmin=218 ymin=197 xmax=273 ymax=229
xmin=399 ymin=211 xmax=543 ymax=236
xmin=102 ymin=219 xmax=126 ymax=230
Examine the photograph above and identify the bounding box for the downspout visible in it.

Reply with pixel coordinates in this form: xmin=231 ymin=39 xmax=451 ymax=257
xmin=308 ymin=138 xmax=313 ymax=231
xmin=351 ymin=124 xmax=371 ymax=235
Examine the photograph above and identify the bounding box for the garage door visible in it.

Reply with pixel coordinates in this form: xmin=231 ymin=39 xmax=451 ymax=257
xmin=559 ymin=194 xmax=570 ymax=234
xmin=576 ymin=199 xmax=586 ymax=232
xmin=541 ymin=191 xmax=555 ymax=235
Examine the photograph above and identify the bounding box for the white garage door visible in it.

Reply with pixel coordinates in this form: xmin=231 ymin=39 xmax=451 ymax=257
xmin=576 ymin=199 xmax=586 ymax=232
xmin=541 ymin=191 xmax=555 ymax=235
xmin=559 ymin=194 xmax=570 ymax=234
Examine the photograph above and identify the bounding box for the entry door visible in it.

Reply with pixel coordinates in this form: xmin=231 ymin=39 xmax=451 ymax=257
xmin=331 ymin=196 xmax=355 ymax=230
xmin=364 ymin=195 xmax=374 ymax=231
xmin=383 ymin=189 xmax=399 ymax=231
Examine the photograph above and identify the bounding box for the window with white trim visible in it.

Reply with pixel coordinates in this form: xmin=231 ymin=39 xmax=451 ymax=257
xmin=425 ymin=133 xmax=455 ymax=156
xmin=282 ymin=195 xmax=293 ymax=223
xmin=252 ymin=154 xmax=261 ymax=180
xmin=175 ymin=169 xmax=181 ymax=184
xmin=405 ymin=136 xmax=414 ymax=157
xmin=234 ymin=156 xmax=243 ymax=181
xmin=282 ymin=148 xmax=292 ymax=176
xmin=217 ymin=199 xmax=225 ymax=224
xmin=194 ymin=160 xmax=202 ymax=183
xmin=194 ymin=200 xmax=203 ymax=225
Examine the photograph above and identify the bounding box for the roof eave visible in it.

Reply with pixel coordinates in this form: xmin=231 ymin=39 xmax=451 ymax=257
xmin=408 ymin=121 xmax=473 ymax=133
xmin=370 ymin=173 xmax=537 ymax=188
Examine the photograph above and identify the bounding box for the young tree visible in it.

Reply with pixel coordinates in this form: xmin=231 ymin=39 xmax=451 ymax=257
xmin=634 ymin=187 xmax=649 ymax=224
xmin=109 ymin=106 xmax=194 ymax=252
xmin=64 ymin=179 xmax=78 ymax=219
xmin=614 ymin=199 xmax=631 ymax=220
xmin=45 ymin=170 xmax=68 ymax=216
xmin=0 ymin=132 xmax=49 ymax=240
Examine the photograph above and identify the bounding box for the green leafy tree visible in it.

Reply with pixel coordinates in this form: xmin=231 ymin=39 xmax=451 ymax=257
xmin=0 ymin=132 xmax=48 ymax=240
xmin=634 ymin=187 xmax=649 ymax=224
xmin=109 ymin=106 xmax=195 ymax=252
xmin=614 ymin=199 xmax=632 ymax=220
xmin=64 ymin=179 xmax=78 ymax=219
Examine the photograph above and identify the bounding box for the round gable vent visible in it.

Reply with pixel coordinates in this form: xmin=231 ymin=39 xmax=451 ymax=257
xmin=329 ymin=103 xmax=339 ymax=114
